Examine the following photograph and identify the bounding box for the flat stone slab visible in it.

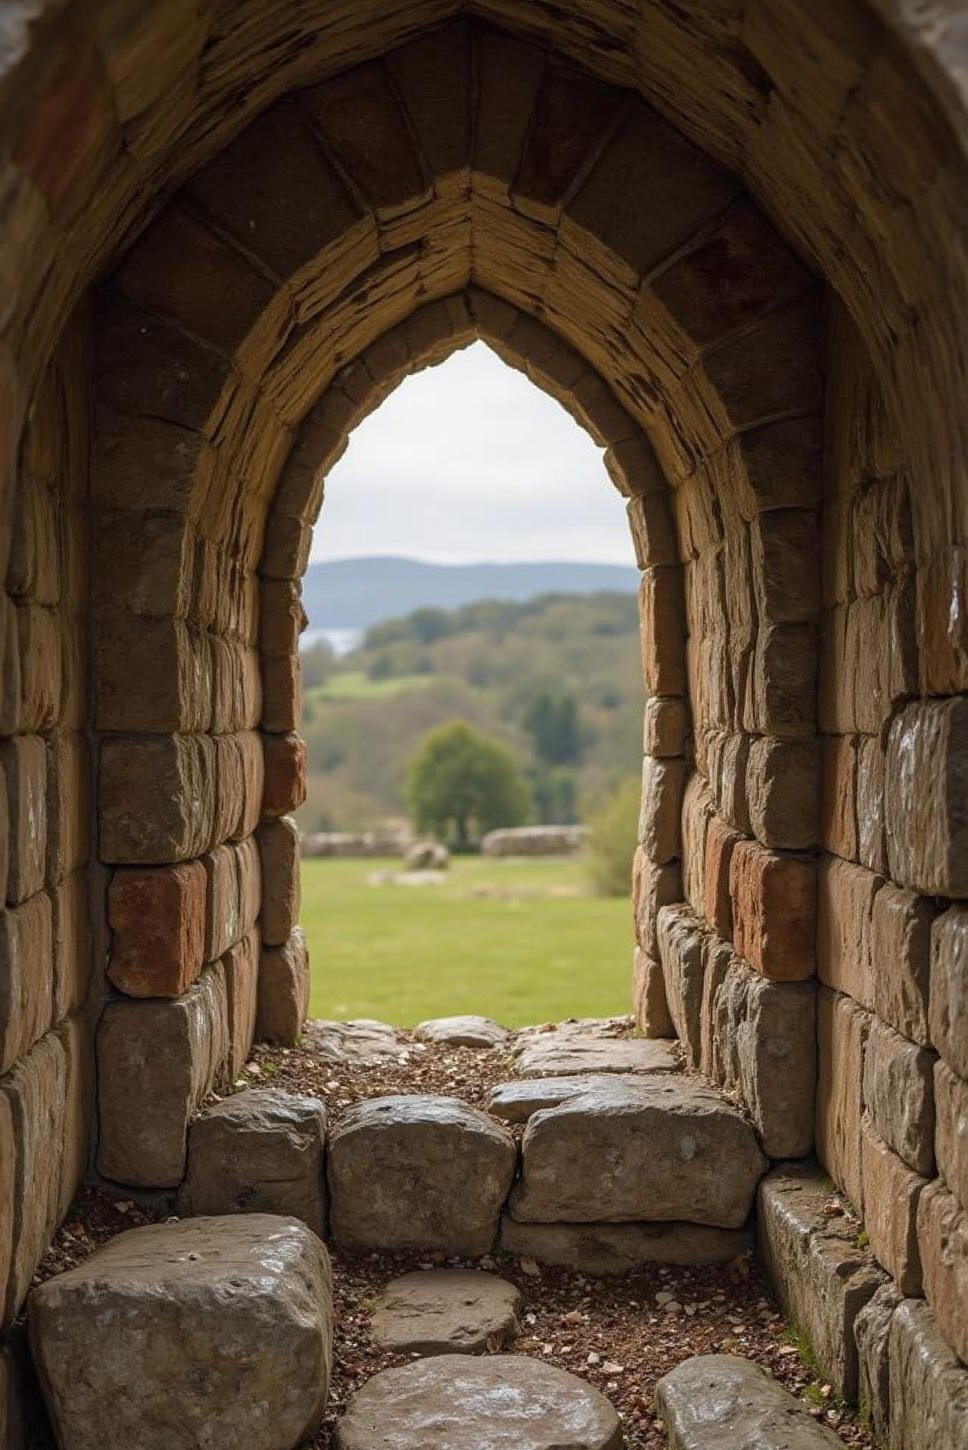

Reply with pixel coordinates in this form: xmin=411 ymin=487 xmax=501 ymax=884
xmin=329 ymin=1095 xmax=517 ymax=1256
xmin=371 ymin=1271 xmax=522 ymax=1354
xmin=179 ymin=1088 xmax=327 ymax=1236
xmin=333 ymin=1355 xmax=623 ymax=1450
xmin=29 ymin=1215 xmax=332 ymax=1450
xmin=304 ymin=1018 xmax=402 ymax=1065
xmin=510 ymin=1077 xmax=767 ymax=1230
xmin=499 ymin=1217 xmax=751 ymax=1274
xmin=489 ymin=1074 xmax=653 ymax=1123
xmin=415 ymin=1016 xmax=508 ymax=1048
xmin=513 ymin=1029 xmax=678 ymax=1078
xmin=656 ymin=1355 xmax=844 ymax=1448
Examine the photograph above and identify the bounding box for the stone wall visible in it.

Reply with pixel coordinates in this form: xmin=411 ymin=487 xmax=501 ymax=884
xmin=0 ymin=4 xmax=965 ymax=1443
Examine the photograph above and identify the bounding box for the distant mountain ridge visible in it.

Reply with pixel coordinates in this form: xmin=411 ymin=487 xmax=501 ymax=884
xmin=302 ymin=556 xmax=639 ymax=633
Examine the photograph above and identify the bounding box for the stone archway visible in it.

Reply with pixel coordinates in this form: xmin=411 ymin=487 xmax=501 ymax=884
xmin=0 ymin=6 xmax=966 ymax=1445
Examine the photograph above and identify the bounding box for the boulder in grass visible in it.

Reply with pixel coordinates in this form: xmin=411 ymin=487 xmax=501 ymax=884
xmin=29 ymin=1215 xmax=332 ymax=1450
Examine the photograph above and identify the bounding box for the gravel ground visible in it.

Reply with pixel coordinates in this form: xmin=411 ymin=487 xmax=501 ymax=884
xmin=32 ymin=1023 xmax=875 ymax=1450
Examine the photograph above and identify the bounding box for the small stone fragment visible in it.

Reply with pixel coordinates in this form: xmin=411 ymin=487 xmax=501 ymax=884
xmin=415 ymin=1016 xmax=507 ymax=1048
xmin=371 ymin=1271 xmax=521 ymax=1355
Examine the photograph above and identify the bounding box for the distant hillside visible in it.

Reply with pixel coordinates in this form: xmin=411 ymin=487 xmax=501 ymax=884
xmin=302 ymin=556 xmax=639 ymax=632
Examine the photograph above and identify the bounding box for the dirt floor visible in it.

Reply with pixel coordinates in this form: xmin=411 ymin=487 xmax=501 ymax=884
xmin=34 ymin=1024 xmax=875 ymax=1449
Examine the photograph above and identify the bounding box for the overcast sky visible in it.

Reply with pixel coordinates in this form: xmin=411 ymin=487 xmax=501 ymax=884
xmin=310 ymin=342 xmax=633 ymax=565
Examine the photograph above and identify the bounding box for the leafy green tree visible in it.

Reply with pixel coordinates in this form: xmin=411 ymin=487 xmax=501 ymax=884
xmin=584 ymin=775 xmax=641 ymax=896
xmin=406 ymin=720 xmax=532 ymax=847
xmin=524 ymin=692 xmax=583 ymax=766
xmin=531 ymin=765 xmax=578 ymax=824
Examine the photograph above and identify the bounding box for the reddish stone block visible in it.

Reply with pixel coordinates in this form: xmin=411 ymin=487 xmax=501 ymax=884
xmin=704 ymin=814 xmax=742 ymax=940
xmin=261 ymin=733 xmax=307 ymax=819
xmin=107 ymin=862 xmax=206 ymax=998
xmin=729 ymin=837 xmax=815 ymax=981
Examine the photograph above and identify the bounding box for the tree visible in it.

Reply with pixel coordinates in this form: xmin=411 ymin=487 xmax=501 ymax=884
xmin=406 ymin=720 xmax=532 ymax=847
xmin=523 ymin=692 xmax=583 ymax=766
xmin=584 ymin=775 xmax=641 ymax=897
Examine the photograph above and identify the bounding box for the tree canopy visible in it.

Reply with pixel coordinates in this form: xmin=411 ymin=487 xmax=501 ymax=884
xmin=406 ymin=720 xmax=532 ymax=846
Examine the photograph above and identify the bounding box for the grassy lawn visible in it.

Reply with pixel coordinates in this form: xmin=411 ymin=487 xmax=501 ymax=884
xmin=300 ymin=855 xmax=633 ymax=1027
xmin=308 ymin=671 xmax=441 ymax=701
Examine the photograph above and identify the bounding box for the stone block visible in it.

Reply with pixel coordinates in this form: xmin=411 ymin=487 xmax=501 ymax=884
xmin=886 ymin=697 xmax=968 ymax=896
xmin=703 ymin=813 xmax=741 ymax=939
xmin=638 ymin=567 xmax=686 ymax=695
xmin=218 ymin=731 xmax=264 ymax=842
xmin=819 ymin=735 xmax=857 ymax=860
xmin=0 ymin=1094 xmax=13 ymax=1331
xmin=329 ymin=1096 xmax=516 ymax=1256
xmin=641 ymin=696 xmax=689 ymax=758
xmin=746 ymin=737 xmax=819 ymax=850
xmin=638 ymin=755 xmax=686 ymax=865
xmin=96 ymin=965 xmax=228 ymax=1188
xmin=0 ymin=1031 xmax=67 ymax=1329
xmin=717 ymin=731 xmax=752 ymax=835
xmin=816 ymin=987 xmax=871 ymax=1213
xmin=749 ymin=622 xmax=817 ymax=741
xmin=680 ymin=773 xmax=712 ymax=916
xmin=510 ymin=1077 xmax=767 ymax=1230
xmin=699 ymin=935 xmax=733 ymax=1081
xmin=499 ymin=1217 xmax=751 ymax=1274
xmin=656 ymin=1354 xmax=845 ymax=1450
xmin=714 ymin=960 xmax=816 ymax=1159
xmin=223 ymin=928 xmax=259 ymax=1080
xmin=202 ymin=845 xmax=241 ymax=962
xmin=0 ymin=735 xmax=46 ymax=904
xmin=181 ymin=1089 xmax=327 ymax=1237
xmin=0 ymin=891 xmax=53 ymax=1075
xmin=930 ymin=906 xmax=968 ymax=1079
xmin=29 ymin=1216 xmax=332 ymax=1450
xmin=888 ymin=1298 xmax=968 ymax=1450
xmin=917 ymin=1181 xmax=968 ymax=1367
xmin=631 ymin=845 xmax=681 ymax=960
xmin=55 ymin=1013 xmax=94 ymax=1222
xmin=934 ymin=1060 xmax=968 ymax=1212
xmin=860 ymin=1117 xmax=926 ymax=1296
xmin=871 ymin=884 xmax=936 ymax=1046
xmin=107 ymin=861 xmax=206 ymax=998
xmin=45 ymin=732 xmax=89 ymax=885
xmin=257 ymin=815 xmax=300 ymax=947
xmin=631 ymin=948 xmax=674 ymax=1039
xmin=862 ymin=1018 xmax=935 ymax=1176
xmin=656 ymin=903 xmax=706 ymax=1069
xmin=93 ymin=615 xmax=209 ymax=734
xmin=259 ymin=579 xmax=305 ymax=659
xmin=260 ymin=653 xmax=301 ymax=734
xmin=853 ymin=1282 xmax=902 ymax=1445
xmin=626 ymin=492 xmax=677 ymax=568
xmin=817 ymin=855 xmax=883 ymax=1009
xmin=729 ymin=838 xmax=815 ymax=981
xmin=261 ymin=732 xmax=307 ymax=819
xmin=16 ymin=604 xmax=60 ymax=733
xmin=257 ymin=927 xmax=309 ymax=1047
xmin=99 ymin=733 xmax=216 ymax=864
xmin=303 ymin=63 xmax=427 ymax=214
xmin=757 ymin=1163 xmax=886 ymax=1400
xmin=856 ymin=733 xmax=887 ymax=874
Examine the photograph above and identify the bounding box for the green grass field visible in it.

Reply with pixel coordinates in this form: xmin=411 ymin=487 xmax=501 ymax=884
xmin=308 ymin=671 xmax=441 ymax=701
xmin=301 ymin=855 xmax=633 ymax=1027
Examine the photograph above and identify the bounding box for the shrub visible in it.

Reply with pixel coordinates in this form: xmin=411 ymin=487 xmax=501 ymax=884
xmin=584 ymin=775 xmax=640 ymax=897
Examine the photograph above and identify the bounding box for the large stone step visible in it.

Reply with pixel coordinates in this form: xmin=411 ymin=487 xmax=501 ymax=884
xmin=509 ymin=1077 xmax=767 ymax=1229
xmin=655 ymin=1355 xmax=844 ymax=1448
xmin=333 ymin=1355 xmax=623 ymax=1450
xmin=512 ymin=1020 xmax=679 ymax=1077
xmin=371 ymin=1270 xmax=521 ymax=1355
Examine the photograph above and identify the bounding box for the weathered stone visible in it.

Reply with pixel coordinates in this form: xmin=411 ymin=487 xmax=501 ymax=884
xmin=304 ymin=1016 xmax=400 ymax=1066
xmin=854 ymin=1281 xmax=902 ymax=1445
xmin=201 ymin=844 xmax=241 ymax=961
xmin=862 ymin=1018 xmax=935 ymax=1176
xmin=329 ymin=1096 xmax=516 ymax=1255
xmin=99 ymin=733 xmax=216 ymax=864
xmin=699 ymin=935 xmax=733 ymax=1081
xmin=820 ymin=735 xmax=858 ymax=860
xmin=512 ymin=1026 xmax=678 ymax=1078
xmin=96 ymin=966 xmax=228 ymax=1187
xmin=816 ymin=987 xmax=870 ymax=1213
xmin=257 ymin=927 xmax=309 ymax=1046
xmin=817 ymin=855 xmax=883 ymax=1008
xmin=713 ymin=960 xmax=816 ymax=1159
xmin=870 ymin=884 xmax=936 ymax=1046
xmin=55 ymin=1014 xmax=94 ymax=1224
xmin=638 ymin=755 xmax=686 ymax=864
xmin=729 ymin=838 xmax=815 ymax=981
xmin=889 ymin=1299 xmax=968 ymax=1450
xmin=29 ymin=1216 xmax=332 ymax=1450
xmin=917 ymin=1180 xmax=968 ymax=1366
xmin=934 ymin=1059 xmax=968 ymax=1211
xmin=488 ymin=1073 xmax=656 ymax=1123
xmin=757 ymin=1163 xmax=886 ymax=1400
xmin=642 ymin=696 xmax=689 ymax=758
xmin=333 ymin=1355 xmax=622 ymax=1450
xmin=107 ymin=860 xmax=206 ymax=999
xmin=223 ymin=927 xmax=259 ymax=1079
xmin=930 ymin=906 xmax=968 ymax=1079
xmin=632 ymin=847 xmax=681 ymax=960
xmin=885 ymin=698 xmax=968 ymax=897
xmin=0 ymin=891 xmax=53 ymax=1075
xmin=856 ymin=734 xmax=887 ymax=875
xmin=371 ymin=1271 xmax=522 ymax=1355
xmin=703 ymin=813 xmax=740 ymax=939
xmin=0 ymin=735 xmax=46 ymax=904
xmin=262 ymin=732 xmax=307 ymax=818
xmin=499 ymin=1216 xmax=751 ymax=1273
xmin=415 ymin=1016 xmax=507 ymax=1048
xmin=180 ymin=1089 xmax=327 ymax=1236
xmin=656 ymin=1355 xmax=843 ymax=1450
xmin=511 ymin=1077 xmax=766 ymax=1229
xmin=657 ymin=903 xmax=706 ymax=1069
xmin=632 ymin=948 xmax=674 ymax=1038
xmin=257 ymin=814 xmax=299 ymax=947
xmin=746 ymin=737 xmax=819 ymax=850
xmin=860 ymin=1117 xmax=926 ymax=1297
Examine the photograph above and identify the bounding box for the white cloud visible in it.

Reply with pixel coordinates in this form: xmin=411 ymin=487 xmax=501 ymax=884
xmin=310 ymin=341 xmax=633 ymax=565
